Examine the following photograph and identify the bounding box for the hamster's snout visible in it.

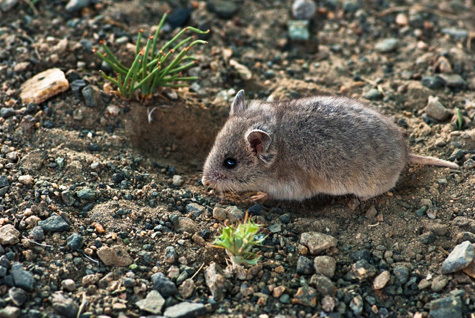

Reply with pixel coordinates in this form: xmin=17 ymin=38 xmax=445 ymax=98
xmin=201 ymin=176 xmax=211 ymax=187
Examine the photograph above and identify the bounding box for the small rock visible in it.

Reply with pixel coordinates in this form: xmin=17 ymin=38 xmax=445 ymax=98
xmin=288 ymin=20 xmax=310 ymax=41
xmin=292 ymin=0 xmax=316 ymax=20
xmin=186 ymin=203 xmax=205 ymax=216
xmin=0 ymin=224 xmax=20 ymax=245
xmin=462 ymin=260 xmax=475 ymax=279
xmin=292 ymin=286 xmax=317 ymax=307
xmin=39 ymin=214 xmax=70 ymax=232
xmin=300 ymin=232 xmax=337 ymax=255
xmin=81 ymin=85 xmax=104 ymax=107
xmin=321 ymin=295 xmax=336 ymax=312
xmin=441 ymin=241 xmax=475 ymax=274
xmin=207 ymin=0 xmax=239 ymax=19
xmin=76 ymin=187 xmax=96 ymax=200
xmin=352 ymin=260 xmax=377 ymax=280
xmin=20 ymin=68 xmax=70 ymax=104
xmin=425 ymin=96 xmax=452 ymax=121
xmin=65 ymin=0 xmax=90 ymax=12
xmin=163 ymin=302 xmax=207 ymax=318
xmin=429 ymin=295 xmax=462 ymax=318
xmin=363 ymin=88 xmax=383 ymax=100
xmin=438 ymin=74 xmax=466 ymax=89
xmin=0 ymin=0 xmax=18 ymax=11
xmin=375 ymin=38 xmax=398 ymax=53
xmin=310 ymin=274 xmax=336 ymax=295
xmin=296 ymin=256 xmax=314 ymax=275
xmin=8 ymin=287 xmax=28 ymax=306
xmin=350 ymin=295 xmax=363 ymax=315
xmin=395 ymin=13 xmax=408 ymax=26
xmin=151 ymin=272 xmax=178 ymax=297
xmin=212 ymin=207 xmax=227 ymax=221
xmin=431 ymin=275 xmax=449 ymax=292
xmin=172 ymin=175 xmax=184 ymax=186
xmin=229 ymin=59 xmax=252 ymax=80
xmin=52 ymin=292 xmax=79 ymax=318
xmin=164 ymin=246 xmax=177 ymax=264
xmin=455 ymin=232 xmax=475 ymax=244
xmin=135 ymin=290 xmax=165 ymax=314
xmin=0 ymin=107 xmax=14 ymax=118
xmin=421 ymin=76 xmax=445 ymax=90
xmin=0 ymin=306 xmax=20 ymax=318
xmin=441 ymin=28 xmax=468 ymax=40
xmin=11 ymin=264 xmax=35 ymax=291
xmin=373 ymin=271 xmax=390 ymax=290
xmin=226 ymin=206 xmax=244 ymax=222
xmin=205 ymin=262 xmax=225 ymax=301
xmin=61 ymin=279 xmax=76 ymax=292
xmin=313 ymin=255 xmax=336 ymax=278
xmin=29 ymin=226 xmax=44 ymax=242
xmin=18 ymin=175 xmax=34 ymax=185
xmin=393 ymin=264 xmax=410 ymax=284
xmin=97 ymin=245 xmax=133 ymax=267
xmin=176 ymin=217 xmax=198 ymax=233
xmin=179 ymin=278 xmax=195 ymax=299
xmin=167 ymin=7 xmax=192 ymax=28
xmin=66 ymin=233 xmax=83 ymax=251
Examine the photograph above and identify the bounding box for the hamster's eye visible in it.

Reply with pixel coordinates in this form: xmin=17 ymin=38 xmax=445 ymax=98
xmin=223 ymin=157 xmax=237 ymax=169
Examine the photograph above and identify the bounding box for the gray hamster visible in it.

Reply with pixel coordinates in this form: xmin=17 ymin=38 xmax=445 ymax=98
xmin=202 ymin=90 xmax=458 ymax=201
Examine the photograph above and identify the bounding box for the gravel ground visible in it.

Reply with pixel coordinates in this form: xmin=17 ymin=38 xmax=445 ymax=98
xmin=0 ymin=0 xmax=475 ymax=317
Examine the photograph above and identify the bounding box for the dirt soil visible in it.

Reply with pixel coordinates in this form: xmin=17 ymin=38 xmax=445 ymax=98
xmin=1 ymin=0 xmax=475 ymax=317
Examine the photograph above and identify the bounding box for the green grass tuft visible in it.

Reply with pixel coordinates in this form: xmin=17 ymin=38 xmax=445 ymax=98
xmin=95 ymin=13 xmax=209 ymax=100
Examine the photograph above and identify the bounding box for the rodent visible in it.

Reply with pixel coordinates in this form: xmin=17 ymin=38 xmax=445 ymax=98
xmin=201 ymin=90 xmax=459 ymax=201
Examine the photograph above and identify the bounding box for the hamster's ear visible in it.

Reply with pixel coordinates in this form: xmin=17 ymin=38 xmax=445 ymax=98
xmin=246 ymin=129 xmax=275 ymax=164
xmin=230 ymin=89 xmax=246 ymax=116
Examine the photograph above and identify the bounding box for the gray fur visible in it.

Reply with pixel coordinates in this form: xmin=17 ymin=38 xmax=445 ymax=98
xmin=202 ymin=91 xmax=458 ymax=201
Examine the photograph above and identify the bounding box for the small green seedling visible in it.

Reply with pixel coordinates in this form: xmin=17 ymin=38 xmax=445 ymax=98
xmin=212 ymin=213 xmax=266 ymax=267
xmin=454 ymin=107 xmax=464 ymax=130
xmin=94 ymin=13 xmax=209 ymax=100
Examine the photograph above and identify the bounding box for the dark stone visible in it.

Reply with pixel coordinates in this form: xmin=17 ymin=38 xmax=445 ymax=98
xmin=39 ymin=214 xmax=70 ymax=232
xmin=29 ymin=226 xmax=45 ymax=242
xmin=11 ymin=263 xmax=35 ymax=291
xmin=151 ymin=272 xmax=178 ymax=297
xmin=296 ymin=256 xmax=314 ymax=275
xmin=9 ymin=287 xmax=28 ymax=306
xmin=81 ymin=85 xmax=104 ymax=107
xmin=421 ymin=76 xmax=445 ymax=89
xmin=167 ymin=8 xmax=192 ymax=28
xmin=429 ymin=295 xmax=462 ymax=318
xmin=207 ymin=0 xmax=239 ymax=19
xmin=66 ymin=233 xmax=83 ymax=251
xmin=0 ymin=108 xmax=15 ymax=118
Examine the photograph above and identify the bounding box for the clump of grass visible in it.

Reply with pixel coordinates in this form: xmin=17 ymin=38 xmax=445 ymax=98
xmin=212 ymin=213 xmax=266 ymax=267
xmin=94 ymin=13 xmax=209 ymax=100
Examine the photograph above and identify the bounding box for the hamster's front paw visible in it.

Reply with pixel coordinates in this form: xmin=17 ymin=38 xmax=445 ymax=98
xmin=250 ymin=191 xmax=270 ymax=202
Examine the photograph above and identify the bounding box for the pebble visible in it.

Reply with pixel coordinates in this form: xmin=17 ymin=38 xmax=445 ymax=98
xmin=66 ymin=233 xmax=83 ymax=251
xmin=441 ymin=28 xmax=468 ymax=40
xmin=352 ymin=260 xmax=377 ymax=280
xmin=20 ymin=68 xmax=69 ymax=104
xmin=0 ymin=306 xmax=20 ymax=318
xmin=207 ymin=0 xmax=239 ymax=19
xmin=350 ymin=295 xmax=363 ymax=315
xmin=164 ymin=246 xmax=177 ymax=264
xmin=425 ymin=96 xmax=452 ymax=121
xmin=421 ymin=76 xmax=445 ymax=90
xmin=321 ymin=295 xmax=336 ymax=312
xmin=163 ymin=302 xmax=207 ymax=318
xmin=395 ymin=13 xmax=408 ymax=26
xmin=168 ymin=7 xmax=192 ymax=28
xmin=393 ymin=264 xmax=409 ymax=284
xmin=76 ymin=187 xmax=96 ymax=200
xmin=212 ymin=207 xmax=227 ymax=221
xmin=300 ymin=232 xmax=337 ymax=255
xmin=431 ymin=275 xmax=449 ymax=292
xmin=135 ymin=290 xmax=165 ymax=314
xmin=81 ymin=85 xmax=104 ymax=107
xmin=39 ymin=214 xmax=70 ymax=232
xmin=296 ymin=256 xmax=314 ymax=275
xmin=373 ymin=270 xmax=390 ymax=290
xmin=292 ymin=286 xmax=317 ymax=307
xmin=11 ymin=263 xmax=35 ymax=291
xmin=151 ymin=272 xmax=178 ymax=297
xmin=204 ymin=262 xmax=225 ymax=301
xmin=288 ymin=20 xmax=310 ymax=41
xmin=0 ymin=0 xmax=17 ymax=11
xmin=441 ymin=241 xmax=475 ymax=274
xmin=375 ymin=38 xmax=398 ymax=53
xmin=97 ymin=245 xmax=133 ymax=267
xmin=229 ymin=59 xmax=252 ymax=80
xmin=438 ymin=74 xmax=466 ymax=89
xmin=292 ymin=0 xmax=316 ymax=20
xmin=65 ymin=0 xmax=90 ymax=12
xmin=51 ymin=292 xmax=79 ymax=318
xmin=177 ymin=217 xmax=198 ymax=233
xmin=29 ymin=226 xmax=44 ymax=242
xmin=429 ymin=295 xmax=462 ymax=318
xmin=186 ymin=203 xmax=205 ymax=216
xmin=363 ymin=88 xmax=383 ymax=100
xmin=18 ymin=175 xmax=34 ymax=185
xmin=61 ymin=279 xmax=76 ymax=292
xmin=8 ymin=287 xmax=28 ymax=306
xmin=0 ymin=107 xmax=14 ymax=118
xmin=0 ymin=224 xmax=20 ymax=245
xmin=310 ymin=274 xmax=336 ymax=296
xmin=313 ymin=255 xmax=336 ymax=278
xmin=172 ymin=175 xmax=184 ymax=186
xmin=226 ymin=206 xmax=244 ymax=222
xmin=179 ymin=278 xmax=195 ymax=299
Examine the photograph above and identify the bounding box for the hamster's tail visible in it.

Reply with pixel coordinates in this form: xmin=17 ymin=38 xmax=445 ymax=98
xmin=408 ymin=154 xmax=459 ymax=169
